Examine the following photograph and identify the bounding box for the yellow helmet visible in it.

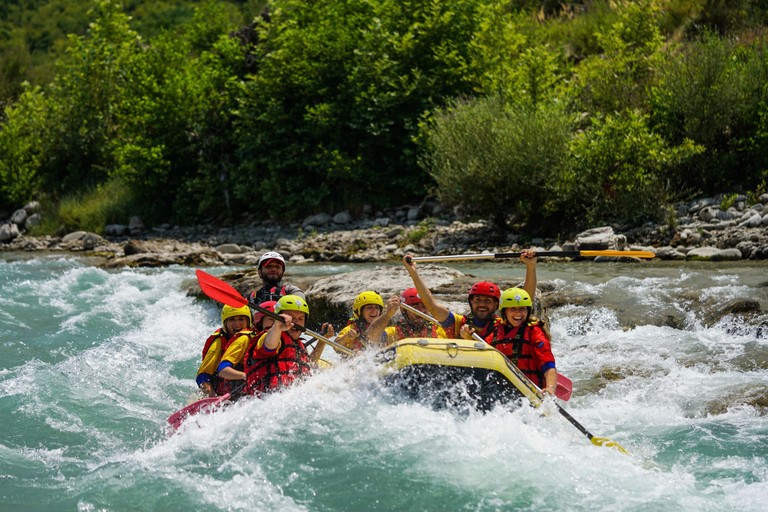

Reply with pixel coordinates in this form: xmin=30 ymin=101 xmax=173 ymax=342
xmin=221 ymin=304 xmax=252 ymax=327
xmin=499 ymin=288 xmax=532 ymax=309
xmin=274 ymin=295 xmax=310 ymax=318
xmin=353 ymin=291 xmax=383 ymax=318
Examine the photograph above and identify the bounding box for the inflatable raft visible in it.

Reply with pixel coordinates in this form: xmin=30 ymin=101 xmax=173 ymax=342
xmin=375 ymin=337 xmax=544 ymax=411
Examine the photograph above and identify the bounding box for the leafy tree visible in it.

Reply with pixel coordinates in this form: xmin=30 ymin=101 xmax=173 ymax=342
xmin=233 ymin=0 xmax=490 ymax=217
xmin=572 ymin=0 xmax=664 ymax=114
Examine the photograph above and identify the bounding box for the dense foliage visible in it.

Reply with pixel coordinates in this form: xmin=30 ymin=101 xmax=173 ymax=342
xmin=1 ymin=0 xmax=767 ymax=234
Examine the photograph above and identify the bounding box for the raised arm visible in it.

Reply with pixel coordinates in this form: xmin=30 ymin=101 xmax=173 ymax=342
xmin=402 ymin=255 xmax=450 ymax=322
xmin=367 ymin=295 xmax=399 ymax=346
xmin=520 ymin=249 xmax=538 ymax=300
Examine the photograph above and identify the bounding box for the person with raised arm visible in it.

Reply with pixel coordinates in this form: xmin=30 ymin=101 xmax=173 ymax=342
xmin=366 ymin=289 xmax=449 ymax=345
xmin=401 ymin=250 xmax=538 ymax=341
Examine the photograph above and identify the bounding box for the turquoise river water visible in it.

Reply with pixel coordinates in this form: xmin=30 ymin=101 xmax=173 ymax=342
xmin=1 ymin=254 xmax=767 ymax=511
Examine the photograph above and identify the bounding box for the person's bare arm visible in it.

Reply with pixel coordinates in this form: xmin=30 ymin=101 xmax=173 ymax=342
xmin=402 ymin=255 xmax=450 ymax=322
xmin=367 ymin=296 xmax=399 ymax=346
xmin=218 ymin=366 xmax=245 ymax=381
xmin=520 ymin=249 xmax=538 ymax=300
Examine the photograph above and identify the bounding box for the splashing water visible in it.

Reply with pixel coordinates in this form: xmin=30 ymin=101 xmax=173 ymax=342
xmin=1 ymin=256 xmax=766 ymax=511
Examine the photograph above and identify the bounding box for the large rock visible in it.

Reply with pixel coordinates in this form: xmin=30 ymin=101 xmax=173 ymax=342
xmin=303 ymin=212 xmax=332 ymax=227
xmin=686 ymin=247 xmax=723 ymax=261
xmin=333 ymin=211 xmax=352 ymax=225
xmin=105 ymin=224 xmax=130 ymax=237
xmin=82 ymin=233 xmax=103 ymax=250
xmin=25 ymin=213 xmax=41 ymax=229
xmin=62 ymin=231 xmax=87 ymax=243
xmin=124 ymin=239 xmax=150 ymax=255
xmin=216 ymin=243 xmax=242 ymax=254
xmin=0 ymin=223 xmax=20 ymax=242
xmin=10 ymin=209 xmax=27 ymax=226
xmin=710 ymin=248 xmax=742 ymax=261
xmin=129 ymin=216 xmax=145 ymax=233
xmin=22 ymin=201 xmax=41 ymax=214
xmin=575 ymin=226 xmax=616 ymax=251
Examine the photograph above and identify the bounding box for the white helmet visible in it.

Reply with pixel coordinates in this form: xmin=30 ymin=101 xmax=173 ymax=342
xmin=258 ymin=251 xmax=286 ymax=270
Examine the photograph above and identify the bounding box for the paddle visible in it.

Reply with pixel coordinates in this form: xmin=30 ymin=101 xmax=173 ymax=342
xmin=409 ymin=250 xmax=656 ymax=263
xmin=398 ymin=302 xmax=571 ymax=400
xmin=399 ymin=302 xmax=627 ymax=454
xmin=196 ymin=270 xmax=356 ymax=357
xmin=167 ymin=381 xmax=246 ymax=430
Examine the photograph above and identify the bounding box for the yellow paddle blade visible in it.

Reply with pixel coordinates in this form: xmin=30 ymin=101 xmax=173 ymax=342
xmin=581 ymin=250 xmax=655 ymax=259
xmin=591 ymin=436 xmax=630 ymax=455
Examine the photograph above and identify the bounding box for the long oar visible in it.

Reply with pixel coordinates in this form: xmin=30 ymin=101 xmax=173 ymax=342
xmin=399 ymin=303 xmax=627 ymax=454
xmin=410 ymin=250 xmax=655 ymax=263
xmin=167 ymin=381 xmax=246 ymax=431
xmin=399 ymin=302 xmax=572 ymax=400
xmin=196 ymin=270 xmax=356 ymax=357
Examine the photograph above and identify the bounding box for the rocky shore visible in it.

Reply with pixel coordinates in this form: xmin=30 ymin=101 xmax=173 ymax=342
xmin=2 ymin=193 xmax=768 ymax=267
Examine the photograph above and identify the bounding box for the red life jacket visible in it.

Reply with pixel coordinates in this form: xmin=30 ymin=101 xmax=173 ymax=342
xmin=249 ymin=285 xmax=288 ymax=304
xmin=458 ymin=313 xmax=501 ymax=339
xmin=344 ymin=318 xmax=371 ymax=351
xmin=394 ymin=319 xmax=440 ymax=340
xmin=243 ymin=332 xmax=311 ymax=395
xmin=202 ymin=328 xmax=227 ymax=360
xmin=489 ymin=321 xmax=546 ymax=388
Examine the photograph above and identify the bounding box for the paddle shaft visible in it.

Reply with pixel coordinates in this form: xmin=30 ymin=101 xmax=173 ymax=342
xmin=410 ymin=250 xmax=655 ymax=263
xmin=400 ymin=302 xmax=626 ymax=453
xmin=249 ymin=302 xmax=356 ymax=357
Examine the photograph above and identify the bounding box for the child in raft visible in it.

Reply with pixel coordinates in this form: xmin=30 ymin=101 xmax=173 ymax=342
xmin=334 ymin=291 xmax=390 ymax=355
xmin=367 ymin=288 xmax=449 ymax=345
xmin=196 ymin=304 xmax=254 ymax=398
xmin=485 ymin=288 xmax=558 ymax=396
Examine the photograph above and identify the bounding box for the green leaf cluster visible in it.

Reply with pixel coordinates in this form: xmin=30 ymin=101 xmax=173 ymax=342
xmin=1 ymin=0 xmax=768 ymax=235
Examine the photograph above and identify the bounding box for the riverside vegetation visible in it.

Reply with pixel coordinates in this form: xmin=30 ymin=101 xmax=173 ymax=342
xmin=1 ymin=0 xmax=768 ymax=241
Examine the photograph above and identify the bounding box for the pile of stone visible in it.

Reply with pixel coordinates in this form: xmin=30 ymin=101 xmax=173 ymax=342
xmin=0 ymin=201 xmax=42 ymax=242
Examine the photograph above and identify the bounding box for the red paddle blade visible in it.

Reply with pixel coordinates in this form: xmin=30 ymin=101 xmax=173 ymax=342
xmin=196 ymin=270 xmax=248 ymax=308
xmin=167 ymin=393 xmax=231 ymax=431
xmin=556 ymin=374 xmax=573 ymax=401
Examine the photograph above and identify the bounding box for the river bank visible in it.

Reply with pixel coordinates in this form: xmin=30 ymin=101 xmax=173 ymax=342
xmin=2 ymin=194 xmax=768 ymax=267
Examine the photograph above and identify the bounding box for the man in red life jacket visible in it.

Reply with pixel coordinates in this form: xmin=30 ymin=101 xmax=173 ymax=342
xmin=486 ymin=288 xmax=558 ymax=395
xmin=196 ymin=304 xmax=253 ymax=397
xmin=248 ymin=252 xmax=305 ymax=304
xmin=401 ymin=250 xmax=538 ymax=340
xmin=367 ymin=288 xmax=448 ymax=345
xmin=241 ymin=295 xmax=313 ymax=395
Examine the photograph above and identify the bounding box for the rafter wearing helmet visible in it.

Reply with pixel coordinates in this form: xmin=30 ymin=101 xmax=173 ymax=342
xmin=401 ymin=250 xmax=538 ymax=341
xmin=248 ymin=251 xmax=306 ymax=304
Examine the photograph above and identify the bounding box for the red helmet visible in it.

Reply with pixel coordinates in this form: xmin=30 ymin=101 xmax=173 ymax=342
xmin=468 ymin=281 xmax=500 ymax=300
xmin=400 ymin=287 xmax=422 ymax=305
xmin=253 ymin=301 xmax=277 ymax=327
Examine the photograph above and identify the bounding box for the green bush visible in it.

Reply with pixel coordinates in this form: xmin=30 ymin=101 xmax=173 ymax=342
xmin=571 ymin=1 xmax=664 ymax=114
xmin=563 ymin=110 xmax=704 ymax=226
xmin=419 ymin=95 xmax=572 ymax=228
xmin=0 ymin=87 xmax=46 ymax=210
xmin=649 ymin=32 xmax=768 ymax=192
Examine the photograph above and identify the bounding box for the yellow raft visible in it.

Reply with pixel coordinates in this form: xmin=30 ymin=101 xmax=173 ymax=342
xmin=375 ymin=337 xmax=544 ymax=411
